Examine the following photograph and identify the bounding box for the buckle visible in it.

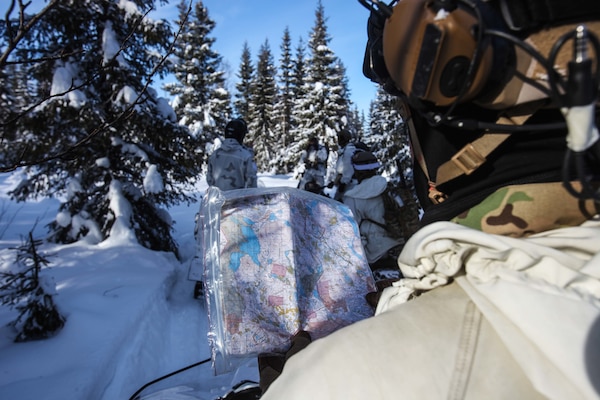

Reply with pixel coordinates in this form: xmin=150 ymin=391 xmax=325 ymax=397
xmin=428 ymin=183 xmax=447 ymax=204
xmin=451 ymin=144 xmax=486 ymax=175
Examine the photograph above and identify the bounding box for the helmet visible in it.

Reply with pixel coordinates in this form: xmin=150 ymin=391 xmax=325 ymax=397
xmin=361 ymin=0 xmax=600 ymax=110
xmin=225 ymin=118 xmax=248 ymax=142
xmin=352 ymin=151 xmax=381 ymax=171
xmin=337 ymin=129 xmax=352 ymax=147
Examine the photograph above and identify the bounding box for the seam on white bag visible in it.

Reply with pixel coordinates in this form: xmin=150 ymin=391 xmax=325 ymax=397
xmin=448 ymin=300 xmax=482 ymax=400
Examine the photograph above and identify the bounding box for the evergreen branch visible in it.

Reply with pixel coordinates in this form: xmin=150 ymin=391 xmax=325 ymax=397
xmin=0 ymin=4 xmax=192 ymax=173
xmin=0 ymin=0 xmax=61 ymax=68
xmin=2 ymin=48 xmax=85 ymax=66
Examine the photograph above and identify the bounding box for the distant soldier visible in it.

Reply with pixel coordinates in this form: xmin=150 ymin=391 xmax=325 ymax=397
xmin=207 ymin=118 xmax=257 ymax=191
xmin=343 ymin=151 xmax=403 ymax=274
xmin=297 ymin=136 xmax=328 ymax=194
xmin=329 ymin=129 xmax=366 ymax=200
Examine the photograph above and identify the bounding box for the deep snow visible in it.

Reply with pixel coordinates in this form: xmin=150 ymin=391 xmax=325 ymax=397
xmin=0 ymin=173 xmax=298 ymax=400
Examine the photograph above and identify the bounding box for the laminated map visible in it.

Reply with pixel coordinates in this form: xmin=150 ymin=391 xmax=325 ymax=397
xmin=196 ymin=187 xmax=376 ymax=374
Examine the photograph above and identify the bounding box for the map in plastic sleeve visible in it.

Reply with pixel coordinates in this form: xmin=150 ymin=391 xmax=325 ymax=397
xmin=199 ymin=187 xmax=376 ymax=374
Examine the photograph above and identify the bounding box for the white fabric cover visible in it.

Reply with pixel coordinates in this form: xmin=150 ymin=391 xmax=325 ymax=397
xmin=262 ymin=219 xmax=600 ymax=400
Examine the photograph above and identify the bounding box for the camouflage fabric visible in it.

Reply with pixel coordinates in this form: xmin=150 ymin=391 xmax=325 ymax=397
xmin=206 ymin=138 xmax=257 ymax=191
xmin=451 ymin=182 xmax=599 ymax=237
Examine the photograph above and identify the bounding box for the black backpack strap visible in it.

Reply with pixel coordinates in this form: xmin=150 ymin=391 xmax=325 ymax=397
xmin=499 ymin=0 xmax=600 ymax=32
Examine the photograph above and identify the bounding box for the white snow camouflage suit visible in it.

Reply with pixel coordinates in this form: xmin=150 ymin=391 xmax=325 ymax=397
xmin=207 ymin=138 xmax=257 ymax=191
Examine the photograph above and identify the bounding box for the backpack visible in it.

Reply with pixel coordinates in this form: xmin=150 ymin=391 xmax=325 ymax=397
xmin=365 ymin=182 xmax=419 ymax=242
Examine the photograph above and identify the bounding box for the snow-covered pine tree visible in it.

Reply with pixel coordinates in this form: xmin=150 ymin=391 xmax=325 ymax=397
xmin=369 ymin=85 xmax=421 ymax=239
xmin=6 ymin=1 xmax=196 ymax=256
xmin=0 ymin=6 xmax=45 ymax=170
xmin=292 ymin=1 xmax=351 ymax=171
xmin=368 ymin=86 xmax=409 ymax=176
xmin=282 ymin=37 xmax=309 ymax=174
xmin=0 ymin=63 xmax=19 ymax=168
xmin=348 ymin=106 xmax=367 ymax=144
xmin=271 ymin=27 xmax=295 ymax=174
xmin=247 ymin=39 xmax=278 ymax=172
xmin=292 ymin=37 xmax=308 ymax=104
xmin=164 ymin=0 xmax=232 ymax=167
xmin=0 ymin=232 xmax=65 ymax=342
xmin=234 ymin=42 xmax=254 ymax=123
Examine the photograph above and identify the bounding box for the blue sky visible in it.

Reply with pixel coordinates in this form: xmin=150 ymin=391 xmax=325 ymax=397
xmin=156 ymin=0 xmax=379 ymax=115
xmin=23 ymin=0 xmax=379 ymax=115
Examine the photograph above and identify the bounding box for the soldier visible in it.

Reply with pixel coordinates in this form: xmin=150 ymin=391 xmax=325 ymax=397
xmin=343 ymin=151 xmax=403 ymax=276
xmin=297 ymin=136 xmax=328 ymax=194
xmin=206 ymin=118 xmax=257 ymax=191
xmin=260 ymin=0 xmax=600 ymax=398
xmin=329 ymin=129 xmax=359 ymax=200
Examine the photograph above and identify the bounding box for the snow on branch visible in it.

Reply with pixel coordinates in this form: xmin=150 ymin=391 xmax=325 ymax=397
xmin=0 ymin=2 xmax=192 ymax=173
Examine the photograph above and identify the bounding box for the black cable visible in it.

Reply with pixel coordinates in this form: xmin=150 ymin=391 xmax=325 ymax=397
xmin=548 ymin=28 xmax=600 ymax=108
xmin=562 ymin=150 xmax=600 ymax=200
xmin=485 ymin=28 xmax=562 ymax=103
xmin=552 ymin=27 xmax=600 ymax=200
xmin=443 ymin=118 xmax=566 ymax=132
xmin=128 ymin=357 xmax=212 ymax=400
xmin=357 ymin=0 xmax=396 ymax=18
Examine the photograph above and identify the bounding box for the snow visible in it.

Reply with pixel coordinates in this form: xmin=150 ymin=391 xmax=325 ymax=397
xmin=0 ymin=173 xmax=298 ymax=400
xmin=117 ymin=0 xmax=141 ymax=17
xmin=106 ymin=179 xmax=137 ymax=244
xmin=143 ymin=165 xmax=164 ymax=194
xmin=155 ymin=97 xmax=177 ymax=122
xmin=102 ymin=20 xmax=127 ymax=67
xmin=115 ymin=85 xmax=139 ymax=106
xmin=50 ymin=61 xmax=86 ymax=108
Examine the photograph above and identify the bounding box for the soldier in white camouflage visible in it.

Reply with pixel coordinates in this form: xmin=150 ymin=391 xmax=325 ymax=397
xmin=206 ymin=118 xmax=257 ymax=191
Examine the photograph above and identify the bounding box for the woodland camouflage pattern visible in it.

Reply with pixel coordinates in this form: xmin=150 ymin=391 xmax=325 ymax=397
xmin=451 ymin=182 xmax=599 ymax=237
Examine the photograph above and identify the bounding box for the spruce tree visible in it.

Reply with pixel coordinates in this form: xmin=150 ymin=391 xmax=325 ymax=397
xmin=369 ymin=86 xmax=421 ymax=238
xmin=0 ymin=232 xmax=65 ymax=342
xmin=247 ymin=39 xmax=278 ymax=172
xmin=5 ymin=1 xmax=196 ymax=256
xmin=164 ymin=0 xmax=231 ymax=167
xmin=281 ymin=38 xmax=309 ymax=174
xmin=293 ymin=0 xmax=351 ymax=158
xmin=292 ymin=37 xmax=308 ymax=103
xmin=234 ymin=42 xmax=254 ymax=122
xmin=368 ymin=86 xmax=409 ymax=176
xmin=272 ymin=27 xmax=295 ymax=173
xmin=349 ymin=105 xmax=366 ymax=143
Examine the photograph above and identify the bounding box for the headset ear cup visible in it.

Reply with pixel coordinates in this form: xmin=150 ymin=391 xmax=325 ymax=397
xmin=382 ymin=0 xmax=496 ymax=106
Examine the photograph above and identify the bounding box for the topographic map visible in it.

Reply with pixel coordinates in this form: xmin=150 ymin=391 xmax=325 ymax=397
xmin=199 ymin=187 xmax=376 ymax=373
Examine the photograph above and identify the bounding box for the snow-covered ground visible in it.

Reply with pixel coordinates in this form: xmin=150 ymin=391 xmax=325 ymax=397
xmin=0 ymin=173 xmax=298 ymax=400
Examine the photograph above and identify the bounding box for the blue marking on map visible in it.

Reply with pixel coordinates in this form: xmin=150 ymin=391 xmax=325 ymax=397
xmin=269 ymin=209 xmax=291 ymax=227
xmin=229 ymin=216 xmax=261 ymax=272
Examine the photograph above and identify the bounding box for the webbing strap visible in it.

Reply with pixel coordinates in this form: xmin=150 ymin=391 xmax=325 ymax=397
xmin=435 ymin=115 xmax=531 ymax=187
xmin=435 ymin=132 xmax=511 ymax=186
xmin=400 ymin=100 xmax=533 ymax=204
